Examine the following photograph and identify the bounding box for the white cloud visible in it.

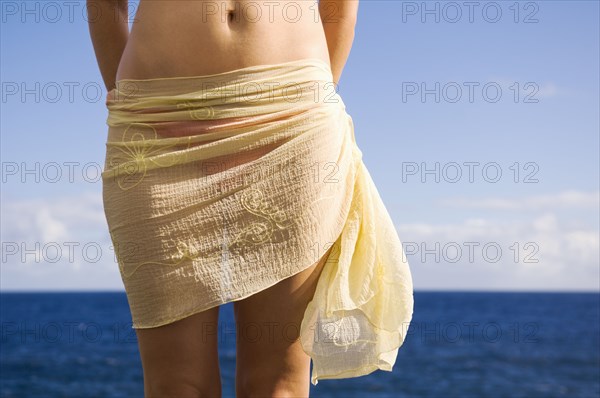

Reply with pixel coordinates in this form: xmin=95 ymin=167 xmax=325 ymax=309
xmin=487 ymin=77 xmax=560 ymax=99
xmin=1 ymin=191 xmax=106 ymax=243
xmin=536 ymin=82 xmax=559 ymax=99
xmin=396 ymin=210 xmax=599 ymax=291
xmin=438 ymin=190 xmax=600 ymax=210
xmin=1 ymin=192 xmax=120 ymax=290
xmin=1 ymin=190 xmax=598 ymax=292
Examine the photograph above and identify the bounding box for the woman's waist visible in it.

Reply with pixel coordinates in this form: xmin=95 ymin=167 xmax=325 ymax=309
xmin=105 ymin=99 xmax=342 ymax=144
xmin=107 ymin=59 xmax=340 ymax=126
xmin=101 ymin=94 xmax=353 ymax=183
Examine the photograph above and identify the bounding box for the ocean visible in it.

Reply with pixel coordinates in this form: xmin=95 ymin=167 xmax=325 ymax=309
xmin=1 ymin=291 xmax=598 ymax=397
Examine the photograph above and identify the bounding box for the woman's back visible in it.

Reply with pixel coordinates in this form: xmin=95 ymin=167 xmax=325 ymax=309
xmin=116 ymin=0 xmax=332 ymax=81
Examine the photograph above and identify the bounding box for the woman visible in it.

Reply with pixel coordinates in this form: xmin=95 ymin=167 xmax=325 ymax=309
xmin=88 ymin=1 xmax=413 ymax=397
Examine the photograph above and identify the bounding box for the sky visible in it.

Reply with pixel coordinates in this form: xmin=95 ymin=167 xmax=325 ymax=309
xmin=1 ymin=0 xmax=598 ymax=292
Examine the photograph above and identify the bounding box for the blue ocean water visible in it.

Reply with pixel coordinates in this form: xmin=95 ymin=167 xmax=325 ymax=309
xmin=1 ymin=291 xmax=598 ymax=398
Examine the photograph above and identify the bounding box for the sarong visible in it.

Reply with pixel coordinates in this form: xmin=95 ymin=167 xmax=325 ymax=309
xmin=101 ymin=57 xmax=414 ymax=385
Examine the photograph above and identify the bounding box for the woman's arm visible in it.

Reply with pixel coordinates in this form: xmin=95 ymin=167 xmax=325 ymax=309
xmin=319 ymin=0 xmax=359 ymax=87
xmin=86 ymin=0 xmax=129 ymax=92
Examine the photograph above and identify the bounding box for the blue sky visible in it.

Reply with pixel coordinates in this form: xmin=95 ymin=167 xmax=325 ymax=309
xmin=1 ymin=0 xmax=598 ymax=291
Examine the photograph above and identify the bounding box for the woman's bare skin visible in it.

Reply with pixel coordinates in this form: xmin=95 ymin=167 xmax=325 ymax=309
xmin=88 ymin=0 xmax=358 ymax=90
xmin=88 ymin=1 xmax=358 ymax=396
xmin=117 ymin=0 xmax=330 ymax=81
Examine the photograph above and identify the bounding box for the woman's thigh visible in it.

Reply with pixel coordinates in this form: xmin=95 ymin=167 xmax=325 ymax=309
xmin=135 ymin=306 xmax=222 ymax=397
xmin=233 ymin=245 xmax=334 ymax=396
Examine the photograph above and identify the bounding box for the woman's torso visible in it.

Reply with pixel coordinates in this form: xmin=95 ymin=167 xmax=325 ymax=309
xmin=116 ymin=0 xmax=331 ymax=81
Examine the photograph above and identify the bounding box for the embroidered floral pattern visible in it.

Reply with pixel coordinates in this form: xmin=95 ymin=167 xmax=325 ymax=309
xmin=227 ymin=188 xmax=297 ymax=255
xmin=106 ymin=123 xmax=189 ymax=191
xmin=113 ymin=235 xmax=196 ymax=280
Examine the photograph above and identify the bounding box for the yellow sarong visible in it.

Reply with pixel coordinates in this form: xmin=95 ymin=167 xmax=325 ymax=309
xmin=101 ymin=58 xmax=414 ymax=385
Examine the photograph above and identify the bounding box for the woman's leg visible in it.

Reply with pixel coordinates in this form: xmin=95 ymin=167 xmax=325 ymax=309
xmin=233 ymin=246 xmax=333 ymax=397
xmin=135 ymin=306 xmax=222 ymax=398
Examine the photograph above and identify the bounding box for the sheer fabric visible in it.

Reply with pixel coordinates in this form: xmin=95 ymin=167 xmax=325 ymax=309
xmin=101 ymin=58 xmax=414 ymax=385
